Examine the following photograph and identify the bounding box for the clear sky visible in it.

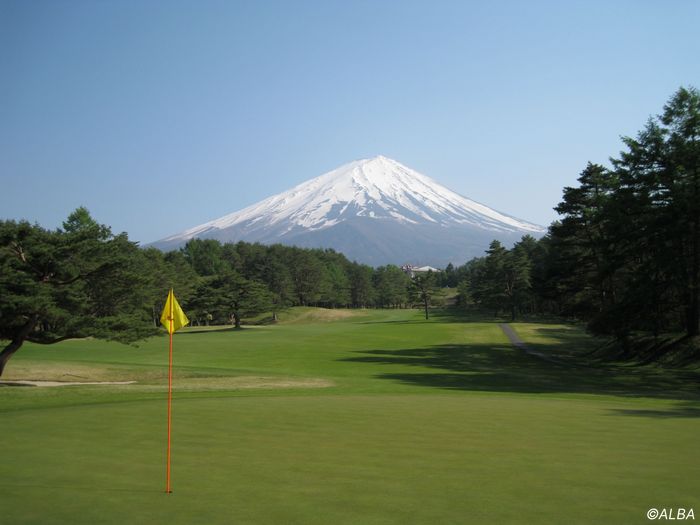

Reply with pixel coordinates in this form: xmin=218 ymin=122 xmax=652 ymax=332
xmin=2 ymin=0 xmax=699 ymax=245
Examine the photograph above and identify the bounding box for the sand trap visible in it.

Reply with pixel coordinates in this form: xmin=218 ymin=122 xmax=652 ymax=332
xmin=0 ymin=380 xmax=136 ymax=387
xmin=0 ymin=376 xmax=333 ymax=390
xmin=173 ymin=376 xmax=334 ymax=391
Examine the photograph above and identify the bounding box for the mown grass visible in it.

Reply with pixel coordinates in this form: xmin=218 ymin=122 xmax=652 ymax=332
xmin=1 ymin=308 xmax=699 ymax=524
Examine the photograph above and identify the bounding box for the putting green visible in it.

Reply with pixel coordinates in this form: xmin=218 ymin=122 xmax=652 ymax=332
xmin=2 ymin=309 xmax=699 ymax=524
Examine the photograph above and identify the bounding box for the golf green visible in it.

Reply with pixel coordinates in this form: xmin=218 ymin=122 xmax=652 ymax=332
xmin=2 ymin=308 xmax=699 ymax=524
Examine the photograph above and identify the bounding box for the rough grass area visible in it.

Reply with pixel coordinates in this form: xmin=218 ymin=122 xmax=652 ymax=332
xmin=2 ymin=361 xmax=156 ymax=382
xmin=1 ymin=308 xmax=699 ymax=524
xmin=510 ymin=318 xmax=700 ymax=368
xmin=591 ymin=333 xmax=700 ymax=367
xmin=274 ymin=306 xmax=369 ymax=324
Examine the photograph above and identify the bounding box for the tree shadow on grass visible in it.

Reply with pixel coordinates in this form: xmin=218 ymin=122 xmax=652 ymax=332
xmin=608 ymin=402 xmax=700 ymax=418
xmin=430 ymin=309 xmax=506 ymax=324
xmin=177 ymin=326 xmax=236 ymax=335
xmin=342 ymin=341 xmax=700 ymax=403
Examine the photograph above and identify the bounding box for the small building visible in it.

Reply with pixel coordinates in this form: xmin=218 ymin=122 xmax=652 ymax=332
xmin=401 ymin=264 xmax=441 ymax=278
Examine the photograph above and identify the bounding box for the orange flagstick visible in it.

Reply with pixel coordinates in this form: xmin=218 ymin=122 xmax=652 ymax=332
xmin=166 ymin=314 xmax=173 ymax=493
xmin=160 ymin=289 xmax=189 ymax=495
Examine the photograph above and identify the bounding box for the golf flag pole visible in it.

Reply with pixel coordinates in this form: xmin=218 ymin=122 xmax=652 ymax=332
xmin=160 ymin=289 xmax=189 ymax=494
xmin=167 ymin=315 xmax=173 ymax=493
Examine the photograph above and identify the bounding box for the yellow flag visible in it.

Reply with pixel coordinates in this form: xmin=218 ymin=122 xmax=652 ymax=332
xmin=160 ymin=289 xmax=189 ymax=334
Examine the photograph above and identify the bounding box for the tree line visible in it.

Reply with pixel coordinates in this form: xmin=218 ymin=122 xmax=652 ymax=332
xmin=143 ymin=237 xmax=424 ymax=328
xmin=449 ymin=86 xmax=700 ymax=351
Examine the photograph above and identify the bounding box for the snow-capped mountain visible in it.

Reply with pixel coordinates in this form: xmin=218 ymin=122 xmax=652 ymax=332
xmin=150 ymin=156 xmax=545 ymax=266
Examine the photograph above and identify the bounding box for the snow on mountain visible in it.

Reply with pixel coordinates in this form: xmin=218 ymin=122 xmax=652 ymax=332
xmin=151 ymin=156 xmax=545 ymax=266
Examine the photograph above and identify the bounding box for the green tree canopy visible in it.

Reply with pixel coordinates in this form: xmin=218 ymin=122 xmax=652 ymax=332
xmin=0 ymin=209 xmax=157 ymax=376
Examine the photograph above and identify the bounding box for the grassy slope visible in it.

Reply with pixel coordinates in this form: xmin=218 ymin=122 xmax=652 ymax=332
xmin=1 ymin=309 xmax=699 ymax=524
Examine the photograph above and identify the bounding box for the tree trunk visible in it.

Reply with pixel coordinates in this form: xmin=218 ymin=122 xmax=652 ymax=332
xmin=0 ymin=314 xmax=39 ymax=377
xmin=423 ymin=298 xmax=429 ymax=320
xmin=687 ymin=300 xmax=699 ymax=337
xmin=688 ymin=215 xmax=700 ymax=337
xmin=233 ymin=311 xmax=242 ymax=329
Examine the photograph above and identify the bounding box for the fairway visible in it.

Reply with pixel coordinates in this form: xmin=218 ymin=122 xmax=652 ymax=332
xmin=2 ymin=309 xmax=699 ymax=524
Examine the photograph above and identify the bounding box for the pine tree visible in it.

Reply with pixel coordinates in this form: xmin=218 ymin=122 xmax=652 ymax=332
xmin=411 ymin=271 xmax=438 ymax=319
xmin=0 ymin=209 xmax=156 ymax=377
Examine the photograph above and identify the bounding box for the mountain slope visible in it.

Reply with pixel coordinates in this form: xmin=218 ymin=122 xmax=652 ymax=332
xmin=151 ymin=156 xmax=545 ymax=266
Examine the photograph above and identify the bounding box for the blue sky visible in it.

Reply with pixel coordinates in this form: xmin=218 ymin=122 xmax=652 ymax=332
xmin=2 ymin=0 xmax=699 ymax=244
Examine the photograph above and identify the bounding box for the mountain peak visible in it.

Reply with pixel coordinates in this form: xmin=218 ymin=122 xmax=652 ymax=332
xmin=359 ymin=155 xmax=399 ymax=169
xmin=151 ymin=156 xmax=545 ymax=265
xmin=327 ymin=154 xmax=406 ymax=180
xmin=320 ymin=155 xmax=433 ymax=201
xmin=359 ymin=154 xmax=392 ymax=163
